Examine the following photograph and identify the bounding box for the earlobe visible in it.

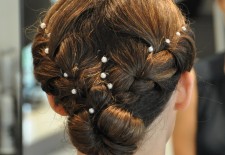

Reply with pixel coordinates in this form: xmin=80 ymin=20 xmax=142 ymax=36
xmin=175 ymin=69 xmax=196 ymax=110
xmin=47 ymin=94 xmax=68 ymax=116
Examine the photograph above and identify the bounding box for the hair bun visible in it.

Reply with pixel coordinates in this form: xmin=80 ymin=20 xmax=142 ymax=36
xmin=68 ymin=106 xmax=145 ymax=155
xmin=68 ymin=111 xmax=96 ymax=154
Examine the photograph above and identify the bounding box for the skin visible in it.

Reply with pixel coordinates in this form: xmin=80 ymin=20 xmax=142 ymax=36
xmin=173 ymin=70 xmax=198 ymax=155
xmin=47 ymin=70 xmax=195 ymax=155
xmin=173 ymin=1 xmax=225 ymax=155
xmin=46 ymin=95 xmax=67 ymax=116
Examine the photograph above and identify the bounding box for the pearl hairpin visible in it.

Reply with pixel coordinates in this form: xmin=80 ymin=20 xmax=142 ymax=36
xmin=107 ymin=83 xmax=113 ymax=90
xmin=40 ymin=23 xmax=46 ymax=29
xmin=63 ymin=73 xmax=68 ymax=78
xmin=176 ymin=32 xmax=181 ymax=36
xmin=148 ymin=46 xmax=154 ymax=53
xmin=44 ymin=48 xmax=49 ymax=54
xmin=101 ymin=56 xmax=108 ymax=63
xmin=89 ymin=108 xmax=95 ymax=114
xmin=100 ymin=72 xmax=107 ymax=79
xmin=165 ymin=39 xmax=171 ymax=44
xmin=182 ymin=26 xmax=187 ymax=31
xmin=71 ymin=89 xmax=77 ymax=95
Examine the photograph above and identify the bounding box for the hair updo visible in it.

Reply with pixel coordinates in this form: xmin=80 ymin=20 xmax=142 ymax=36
xmin=32 ymin=0 xmax=196 ymax=154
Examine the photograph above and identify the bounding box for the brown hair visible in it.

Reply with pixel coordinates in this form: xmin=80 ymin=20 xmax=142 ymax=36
xmin=32 ymin=0 xmax=196 ymax=154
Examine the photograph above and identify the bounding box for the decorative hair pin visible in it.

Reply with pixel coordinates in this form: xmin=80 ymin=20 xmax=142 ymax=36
xmin=40 ymin=22 xmax=51 ymax=38
xmin=71 ymin=89 xmax=77 ymax=95
xmin=107 ymin=83 xmax=113 ymax=90
xmin=44 ymin=48 xmax=49 ymax=54
xmin=89 ymin=108 xmax=95 ymax=114
xmin=100 ymin=55 xmax=114 ymax=91
xmin=176 ymin=32 xmax=181 ymax=36
xmin=100 ymin=72 xmax=107 ymax=79
xmin=40 ymin=23 xmax=46 ymax=29
xmin=165 ymin=39 xmax=171 ymax=44
xmin=148 ymin=46 xmax=154 ymax=53
xmin=101 ymin=56 xmax=108 ymax=63
xmin=63 ymin=73 xmax=69 ymax=78
xmin=182 ymin=26 xmax=187 ymax=31
xmin=147 ymin=26 xmax=186 ymax=53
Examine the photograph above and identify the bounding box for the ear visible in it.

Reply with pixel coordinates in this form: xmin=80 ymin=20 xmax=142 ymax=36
xmin=174 ymin=69 xmax=196 ymax=110
xmin=46 ymin=94 xmax=68 ymax=116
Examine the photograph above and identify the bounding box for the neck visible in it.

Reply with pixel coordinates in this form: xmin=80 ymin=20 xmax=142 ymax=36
xmin=135 ymin=94 xmax=177 ymax=155
xmin=134 ymin=117 xmax=169 ymax=155
xmin=77 ymin=95 xmax=177 ymax=155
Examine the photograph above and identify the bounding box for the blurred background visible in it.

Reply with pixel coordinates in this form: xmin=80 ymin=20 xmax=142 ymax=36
xmin=0 ymin=0 xmax=224 ymax=155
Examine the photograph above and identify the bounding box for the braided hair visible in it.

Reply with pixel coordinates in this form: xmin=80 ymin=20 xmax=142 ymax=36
xmin=32 ymin=0 xmax=196 ymax=154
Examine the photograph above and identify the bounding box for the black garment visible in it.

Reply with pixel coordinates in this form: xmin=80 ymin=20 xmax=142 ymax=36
xmin=196 ymin=53 xmax=225 ymax=155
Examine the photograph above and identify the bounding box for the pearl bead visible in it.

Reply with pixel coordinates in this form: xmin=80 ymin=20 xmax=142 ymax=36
xmin=107 ymin=83 xmax=113 ymax=90
xmin=40 ymin=23 xmax=46 ymax=29
xmin=182 ymin=26 xmax=187 ymax=31
xmin=71 ymin=89 xmax=77 ymax=95
xmin=89 ymin=108 xmax=95 ymax=114
xmin=63 ymin=73 xmax=68 ymax=78
xmin=101 ymin=56 xmax=108 ymax=63
xmin=165 ymin=39 xmax=171 ymax=44
xmin=176 ymin=32 xmax=181 ymax=36
xmin=100 ymin=72 xmax=107 ymax=79
xmin=44 ymin=48 xmax=49 ymax=54
xmin=148 ymin=46 xmax=154 ymax=52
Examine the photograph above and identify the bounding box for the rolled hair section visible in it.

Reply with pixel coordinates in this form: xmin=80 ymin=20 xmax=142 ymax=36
xmin=171 ymin=29 xmax=196 ymax=72
xmin=68 ymin=111 xmax=97 ymax=154
xmin=68 ymin=105 xmax=145 ymax=155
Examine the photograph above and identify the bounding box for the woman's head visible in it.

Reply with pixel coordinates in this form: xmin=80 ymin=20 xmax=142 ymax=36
xmin=32 ymin=0 xmax=196 ymax=154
